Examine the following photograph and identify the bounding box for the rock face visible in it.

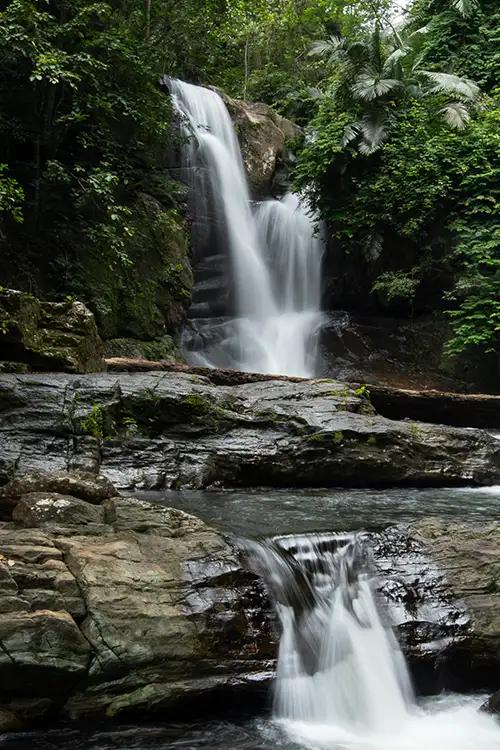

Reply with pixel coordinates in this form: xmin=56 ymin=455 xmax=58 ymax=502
xmin=79 ymin=193 xmax=192 ymax=348
xmin=0 ymin=473 xmax=273 ymax=725
xmin=0 ymin=372 xmax=498 ymax=490
xmin=0 ymin=472 xmax=498 ymax=729
xmin=221 ymin=92 xmax=302 ymax=198
xmin=319 ymin=311 xmax=500 ymax=394
xmin=482 ymin=690 xmax=500 ymax=715
xmin=0 ymin=289 xmax=105 ymax=374
xmin=411 ymin=519 xmax=500 ymax=688
xmin=368 ymin=385 xmax=500 ymax=428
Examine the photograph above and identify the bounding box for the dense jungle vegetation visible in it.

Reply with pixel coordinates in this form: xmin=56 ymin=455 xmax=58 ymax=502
xmin=0 ymin=0 xmax=498 ymax=358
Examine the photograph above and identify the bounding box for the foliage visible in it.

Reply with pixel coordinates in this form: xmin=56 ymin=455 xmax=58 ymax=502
xmin=372 ymin=271 xmax=421 ymax=303
xmin=80 ymin=404 xmax=105 ymax=440
xmin=0 ymin=0 xmax=174 ymax=291
xmin=0 ymin=165 xmax=24 ymax=224
xmin=295 ymin=0 xmax=499 ymax=359
xmin=308 ymin=22 xmax=479 ymax=154
xmin=444 ymin=97 xmax=500 ymax=354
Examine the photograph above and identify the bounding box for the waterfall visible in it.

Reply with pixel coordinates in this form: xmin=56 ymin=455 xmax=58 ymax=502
xmin=169 ymin=79 xmax=323 ymax=378
xmin=246 ymin=532 xmax=500 ymax=750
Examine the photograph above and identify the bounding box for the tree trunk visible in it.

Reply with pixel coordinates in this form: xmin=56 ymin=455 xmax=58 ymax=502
xmin=144 ymin=0 xmax=151 ymax=41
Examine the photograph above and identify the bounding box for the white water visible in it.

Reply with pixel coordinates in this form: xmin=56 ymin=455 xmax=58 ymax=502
xmin=170 ymin=79 xmax=323 ymax=377
xmin=247 ymin=533 xmax=500 ymax=750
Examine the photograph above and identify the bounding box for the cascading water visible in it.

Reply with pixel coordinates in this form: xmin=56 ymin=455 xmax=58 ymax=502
xmin=247 ymin=532 xmax=500 ymax=750
xmin=170 ymin=79 xmax=323 ymax=377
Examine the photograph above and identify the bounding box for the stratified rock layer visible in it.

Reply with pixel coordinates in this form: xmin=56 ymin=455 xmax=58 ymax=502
xmin=411 ymin=519 xmax=500 ymax=687
xmin=0 ymin=473 xmax=273 ymax=725
xmin=0 ymin=372 xmax=498 ymax=490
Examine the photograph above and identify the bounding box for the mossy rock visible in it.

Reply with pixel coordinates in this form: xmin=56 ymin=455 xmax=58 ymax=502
xmin=0 ymin=289 xmax=105 ymax=373
xmin=103 ymin=336 xmax=182 ymax=362
xmin=75 ymin=193 xmax=192 ymax=343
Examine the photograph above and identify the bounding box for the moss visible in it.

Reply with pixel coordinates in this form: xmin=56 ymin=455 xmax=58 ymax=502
xmin=103 ymin=336 xmax=181 ymax=361
xmin=307 ymin=430 xmax=344 ymax=445
xmin=354 ymin=385 xmax=371 ymax=398
xmin=366 ymin=435 xmax=377 ymax=445
xmin=122 ymin=416 xmax=139 ymax=437
xmin=410 ymin=423 xmax=422 ymax=438
xmin=0 ymin=289 xmax=105 ymax=373
xmin=80 ymin=404 xmax=144 ymax=441
xmin=73 ymin=193 xmax=192 ymax=343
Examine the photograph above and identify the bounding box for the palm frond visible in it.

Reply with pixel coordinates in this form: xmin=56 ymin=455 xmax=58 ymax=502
xmin=308 ymin=36 xmax=345 ymax=60
xmin=358 ymin=112 xmax=388 ymax=154
xmin=382 ymin=46 xmax=407 ymax=76
xmin=439 ymin=101 xmax=471 ymax=128
xmin=352 ymin=73 xmax=402 ymax=101
xmin=343 ymin=40 xmax=370 ymax=66
xmin=451 ymin=0 xmax=479 ymax=17
xmin=421 ymin=71 xmax=480 ymax=100
xmin=341 ymin=122 xmax=361 ymax=147
xmin=407 ymin=25 xmax=429 ymax=40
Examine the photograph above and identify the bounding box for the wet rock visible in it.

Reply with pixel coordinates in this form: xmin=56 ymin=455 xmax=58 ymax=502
xmin=410 ymin=519 xmax=500 ymax=689
xmin=0 ymin=373 xmax=498 ymax=490
xmin=0 ymin=475 xmax=274 ymax=724
xmin=0 ymin=609 xmax=90 ymax=699
xmin=0 ymin=708 xmax=23 ymax=731
xmin=481 ymin=690 xmax=500 ymax=715
xmin=0 ymin=288 xmax=105 ymax=373
xmin=0 ymin=471 xmax=117 ymax=520
xmin=13 ymin=492 xmax=105 ymax=529
xmin=221 ymin=93 xmax=302 ymax=198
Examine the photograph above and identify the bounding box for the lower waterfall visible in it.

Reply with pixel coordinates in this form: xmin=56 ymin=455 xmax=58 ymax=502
xmin=170 ymin=79 xmax=323 ymax=378
xmin=247 ymin=532 xmax=500 ymax=749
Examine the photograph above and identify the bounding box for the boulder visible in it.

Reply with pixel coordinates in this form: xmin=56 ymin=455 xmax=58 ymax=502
xmin=12 ymin=492 xmax=105 ymax=529
xmin=0 ymin=708 xmax=23 ymax=731
xmin=481 ymin=690 xmax=500 ymax=715
xmin=0 ymin=481 xmax=274 ymax=723
xmin=0 ymin=289 xmax=105 ymax=373
xmin=0 ymin=471 xmax=118 ymax=504
xmin=411 ymin=519 xmax=500 ymax=688
xmin=0 ymin=372 xmax=498 ymax=491
xmin=220 ymin=92 xmax=302 ymax=197
xmin=0 ymin=471 xmax=118 ymax=520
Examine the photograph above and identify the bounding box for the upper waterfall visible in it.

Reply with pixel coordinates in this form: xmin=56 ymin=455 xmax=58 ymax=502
xmin=170 ymin=79 xmax=324 ymax=378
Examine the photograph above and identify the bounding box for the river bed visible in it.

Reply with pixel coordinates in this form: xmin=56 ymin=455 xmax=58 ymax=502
xmin=2 ymin=485 xmax=499 ymax=750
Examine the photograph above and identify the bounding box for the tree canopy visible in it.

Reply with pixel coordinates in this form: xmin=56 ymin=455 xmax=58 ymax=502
xmin=0 ymin=0 xmax=498 ymax=361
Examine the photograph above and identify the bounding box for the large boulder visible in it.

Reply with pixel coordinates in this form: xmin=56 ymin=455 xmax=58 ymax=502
xmin=410 ymin=519 xmax=500 ymax=688
xmin=0 ymin=372 xmax=498 ymax=490
xmin=0 ymin=289 xmax=105 ymax=373
xmin=0 ymin=476 xmax=273 ymax=725
xmin=221 ymin=92 xmax=302 ymax=198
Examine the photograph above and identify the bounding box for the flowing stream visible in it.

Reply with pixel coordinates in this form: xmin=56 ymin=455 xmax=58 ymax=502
xmin=6 ymin=486 xmax=500 ymax=749
xmin=169 ymin=79 xmax=323 ymax=377
xmin=245 ymin=531 xmax=500 ymax=750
